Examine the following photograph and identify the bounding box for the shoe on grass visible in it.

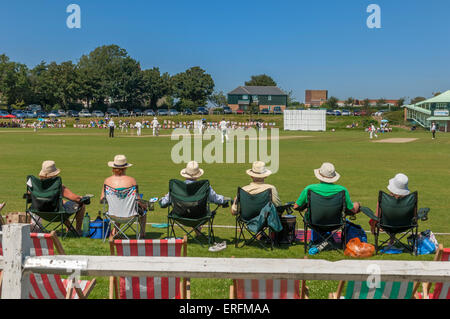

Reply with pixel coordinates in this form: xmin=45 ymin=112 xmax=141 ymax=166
xmin=208 ymin=241 xmax=227 ymax=252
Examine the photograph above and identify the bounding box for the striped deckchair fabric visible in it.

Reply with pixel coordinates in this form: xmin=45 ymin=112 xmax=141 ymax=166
xmin=343 ymin=281 xmax=414 ymax=299
xmin=233 ymin=279 xmax=302 ymax=299
xmin=109 ymin=237 xmax=189 ymax=299
xmin=417 ymin=245 xmax=450 ymax=299
xmin=0 ymin=231 xmax=96 ymax=299
xmin=29 ymin=232 xmax=96 ymax=299
xmin=295 ymin=230 xmax=341 ymax=243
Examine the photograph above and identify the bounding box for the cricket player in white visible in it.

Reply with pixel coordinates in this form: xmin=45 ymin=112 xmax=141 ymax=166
xmin=220 ymin=118 xmax=229 ymax=143
xmin=370 ymin=124 xmax=378 ymax=139
xmin=135 ymin=121 xmax=142 ymax=136
xmin=151 ymin=117 xmax=159 ymax=136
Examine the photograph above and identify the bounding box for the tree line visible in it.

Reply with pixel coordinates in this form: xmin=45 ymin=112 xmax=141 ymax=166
xmin=0 ymin=44 xmax=215 ymax=111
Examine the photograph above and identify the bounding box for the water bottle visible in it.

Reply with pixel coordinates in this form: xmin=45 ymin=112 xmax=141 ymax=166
xmin=308 ymin=240 xmax=330 ymax=255
xmin=82 ymin=213 xmax=90 ymax=237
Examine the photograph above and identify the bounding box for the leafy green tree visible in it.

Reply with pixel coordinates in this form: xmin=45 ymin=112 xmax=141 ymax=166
xmin=142 ymin=67 xmax=172 ymax=109
xmin=396 ymin=98 xmax=406 ymax=107
xmin=172 ymin=66 xmax=214 ymax=108
xmin=410 ymin=96 xmax=426 ymax=105
xmin=346 ymin=97 xmax=355 ymax=107
xmin=245 ymin=74 xmax=277 ymax=86
xmin=208 ymin=91 xmax=227 ymax=108
xmin=0 ymin=54 xmax=32 ymax=106
xmin=376 ymin=98 xmax=386 ymax=107
xmin=362 ymin=99 xmax=371 ymax=111
xmin=328 ymin=96 xmax=339 ymax=109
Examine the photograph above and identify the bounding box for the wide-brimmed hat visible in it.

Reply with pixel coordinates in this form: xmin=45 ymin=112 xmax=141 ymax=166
xmin=108 ymin=155 xmax=133 ymax=168
xmin=387 ymin=173 xmax=410 ymax=196
xmin=39 ymin=160 xmax=61 ymax=178
xmin=246 ymin=161 xmax=272 ymax=178
xmin=180 ymin=161 xmax=204 ymax=179
xmin=314 ymin=162 xmax=340 ymax=183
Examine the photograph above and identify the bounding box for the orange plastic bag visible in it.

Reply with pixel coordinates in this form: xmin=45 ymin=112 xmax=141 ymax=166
xmin=344 ymin=238 xmax=375 ymax=258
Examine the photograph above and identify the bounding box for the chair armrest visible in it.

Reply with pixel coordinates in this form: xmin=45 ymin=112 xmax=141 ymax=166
xmin=418 ymin=208 xmax=430 ymax=221
xmin=79 ymin=196 xmax=91 ymax=205
xmin=294 ymin=203 xmax=307 ymax=212
xmin=159 ymin=200 xmax=169 ymax=209
xmin=360 ymin=206 xmax=379 ymax=221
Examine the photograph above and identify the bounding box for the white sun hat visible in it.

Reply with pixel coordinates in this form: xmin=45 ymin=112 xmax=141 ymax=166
xmin=180 ymin=161 xmax=204 ymax=179
xmin=314 ymin=162 xmax=341 ymax=183
xmin=246 ymin=161 xmax=272 ymax=178
xmin=387 ymin=173 xmax=410 ymax=196
xmin=108 ymin=155 xmax=133 ymax=168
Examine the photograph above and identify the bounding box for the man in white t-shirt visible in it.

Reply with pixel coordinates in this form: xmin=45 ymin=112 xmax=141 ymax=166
xmin=431 ymin=122 xmax=437 ymax=139
xmin=219 ymin=118 xmax=229 ymax=143
xmin=135 ymin=121 xmax=142 ymax=136
xmin=151 ymin=117 xmax=159 ymax=136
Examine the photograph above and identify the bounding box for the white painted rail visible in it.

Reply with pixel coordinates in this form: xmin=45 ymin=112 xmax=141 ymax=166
xmin=1 ymin=224 xmax=450 ymax=299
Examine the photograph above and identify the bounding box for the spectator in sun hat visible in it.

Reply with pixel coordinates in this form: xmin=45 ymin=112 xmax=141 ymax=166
xmin=368 ymin=173 xmax=411 ymax=234
xmin=100 ymin=155 xmax=147 ymax=238
xmin=231 ymin=161 xmax=282 ymax=215
xmin=27 ymin=160 xmax=87 ymax=235
xmin=293 ymin=162 xmax=361 ymax=215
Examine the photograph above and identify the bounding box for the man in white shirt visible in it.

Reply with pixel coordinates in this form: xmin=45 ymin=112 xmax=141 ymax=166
xmin=431 ymin=122 xmax=437 ymax=139
xmin=370 ymin=124 xmax=378 ymax=139
xmin=151 ymin=117 xmax=159 ymax=136
xmin=108 ymin=119 xmax=115 ymax=138
xmin=219 ymin=118 xmax=229 ymax=143
xmin=135 ymin=121 xmax=142 ymax=136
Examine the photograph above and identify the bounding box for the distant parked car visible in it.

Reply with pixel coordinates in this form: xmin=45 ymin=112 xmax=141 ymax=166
xmin=236 ymin=109 xmax=244 ymax=115
xmin=92 ymin=110 xmax=105 ymax=117
xmin=157 ymin=109 xmax=169 ymax=116
xmin=119 ymin=109 xmax=130 ymax=117
xmin=341 ymin=109 xmax=351 ymax=116
xmin=11 ymin=110 xmax=26 ymax=118
xmin=36 ymin=112 xmax=49 ymax=118
xmin=195 ymin=107 xmax=209 ymax=115
xmin=223 ymin=106 xmax=232 ymax=115
xmin=132 ymin=108 xmax=143 ymax=116
xmin=78 ymin=109 xmax=92 ymax=117
xmin=48 ymin=111 xmax=60 ymax=117
xmin=260 ymin=108 xmax=270 ymax=115
xmin=273 ymin=106 xmax=283 ymax=115
xmin=183 ymin=109 xmax=193 ymax=115
xmin=169 ymin=109 xmax=179 ymax=116
xmin=144 ymin=109 xmax=155 ymax=116
xmin=67 ymin=110 xmax=79 ymax=117
xmin=353 ymin=110 xmax=368 ymax=116
xmin=106 ymin=108 xmax=119 ymax=117
xmin=326 ymin=110 xmax=334 ymax=116
xmin=57 ymin=109 xmax=66 ymax=117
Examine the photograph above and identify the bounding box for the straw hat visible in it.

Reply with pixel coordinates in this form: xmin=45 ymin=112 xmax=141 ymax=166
xmin=108 ymin=155 xmax=133 ymax=168
xmin=314 ymin=162 xmax=340 ymax=183
xmin=246 ymin=161 xmax=272 ymax=178
xmin=387 ymin=173 xmax=410 ymax=196
xmin=39 ymin=160 xmax=61 ymax=178
xmin=180 ymin=161 xmax=204 ymax=179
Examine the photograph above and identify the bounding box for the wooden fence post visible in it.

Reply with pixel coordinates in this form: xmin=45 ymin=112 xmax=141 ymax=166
xmin=1 ymin=224 xmax=31 ymax=299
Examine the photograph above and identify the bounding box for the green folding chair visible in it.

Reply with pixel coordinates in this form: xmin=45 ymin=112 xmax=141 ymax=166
xmin=234 ymin=188 xmax=275 ymax=250
xmin=165 ymin=179 xmax=221 ymax=247
xmin=298 ymin=190 xmax=354 ymax=254
xmin=24 ymin=175 xmax=78 ymax=238
xmin=360 ymin=191 xmax=430 ymax=255
xmin=330 ymin=280 xmax=419 ymax=299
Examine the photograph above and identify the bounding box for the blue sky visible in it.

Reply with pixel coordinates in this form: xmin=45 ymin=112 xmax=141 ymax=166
xmin=1 ymin=0 xmax=449 ymax=102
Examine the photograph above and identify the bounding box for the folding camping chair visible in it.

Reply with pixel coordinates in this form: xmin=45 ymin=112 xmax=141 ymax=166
xmin=229 ymin=256 xmax=309 ymax=299
xmin=166 ymin=179 xmax=223 ymax=247
xmin=103 ymin=184 xmax=145 ymax=242
xmin=416 ymin=244 xmax=450 ymax=299
xmin=0 ymin=231 xmax=96 ymax=299
xmin=234 ymin=188 xmax=276 ymax=250
xmin=297 ymin=190 xmax=352 ymax=254
xmin=329 ymin=280 xmax=419 ymax=299
xmin=360 ymin=191 xmax=430 ymax=255
xmin=109 ymin=236 xmax=190 ymax=299
xmin=24 ymin=175 xmax=79 ymax=237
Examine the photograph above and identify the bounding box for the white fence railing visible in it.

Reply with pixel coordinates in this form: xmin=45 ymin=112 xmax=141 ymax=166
xmin=1 ymin=224 xmax=450 ymax=299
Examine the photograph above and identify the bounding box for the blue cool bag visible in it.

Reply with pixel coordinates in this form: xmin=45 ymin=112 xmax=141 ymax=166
xmin=89 ymin=217 xmax=110 ymax=239
xmin=344 ymin=220 xmax=367 ymax=245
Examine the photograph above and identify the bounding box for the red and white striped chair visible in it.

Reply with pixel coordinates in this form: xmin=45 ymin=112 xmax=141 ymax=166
xmin=229 ymin=257 xmax=308 ymax=299
xmin=109 ymin=236 xmax=190 ymax=299
xmin=416 ymin=244 xmax=450 ymax=299
xmin=0 ymin=231 xmax=96 ymax=299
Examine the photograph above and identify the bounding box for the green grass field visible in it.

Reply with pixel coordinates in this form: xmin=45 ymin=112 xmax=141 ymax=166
xmin=0 ymin=118 xmax=448 ymax=299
